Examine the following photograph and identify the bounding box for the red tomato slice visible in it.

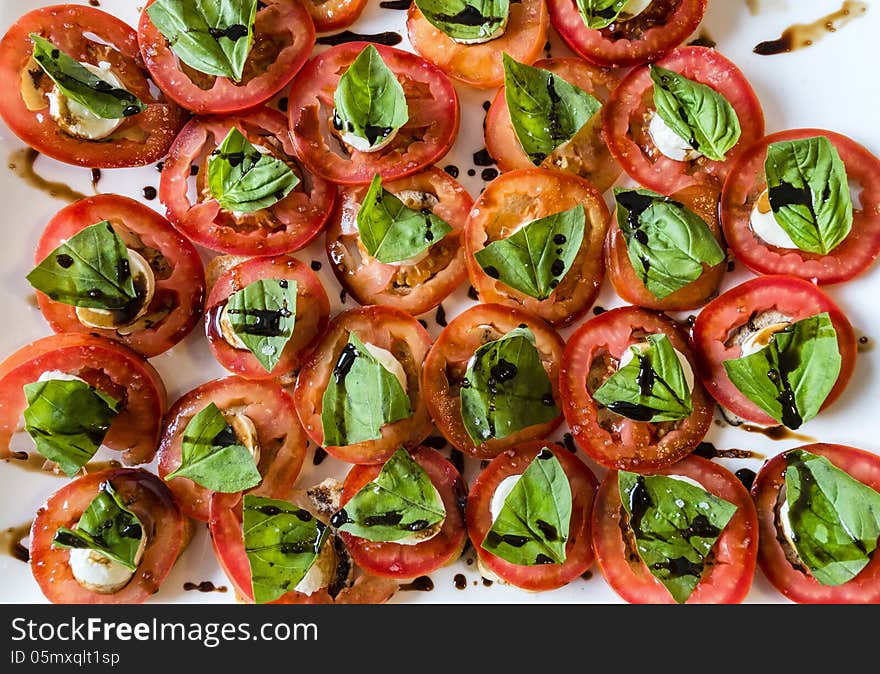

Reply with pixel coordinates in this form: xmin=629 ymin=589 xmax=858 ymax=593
xmin=137 ymin=0 xmax=315 ymax=114
xmin=466 ymin=441 xmax=598 ymax=592
xmin=326 ymin=167 xmax=473 ymax=316
xmin=287 ymin=41 xmax=459 ymax=185
xmin=406 ymin=0 xmax=548 ymax=89
xmin=0 ymin=5 xmax=185 ymax=168
xmin=157 ymin=376 xmax=307 ymax=522
xmin=303 ymin=0 xmax=369 ymax=32
xmin=34 ymin=195 xmax=205 ymax=358
xmin=721 ymin=128 xmax=880 ymax=285
xmin=559 ymin=306 xmax=713 ymax=471
xmin=30 ymin=467 xmax=188 ymax=604
xmin=752 ymin=443 xmax=880 ymax=604
xmin=421 ymin=303 xmax=566 ymax=459
xmin=0 ymin=333 xmax=166 ymax=466
xmin=602 ymin=46 xmax=765 ymax=194
xmin=159 ymin=107 xmax=336 ymax=256
xmin=691 ymin=275 xmax=856 ymax=426
xmin=592 ymin=455 xmax=758 ymax=604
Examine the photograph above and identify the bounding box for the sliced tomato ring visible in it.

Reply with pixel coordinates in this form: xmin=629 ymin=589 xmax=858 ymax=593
xmin=303 ymin=0 xmax=369 ymax=32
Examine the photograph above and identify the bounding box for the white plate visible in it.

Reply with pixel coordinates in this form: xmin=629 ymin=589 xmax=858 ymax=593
xmin=1 ymin=0 xmax=878 ymax=605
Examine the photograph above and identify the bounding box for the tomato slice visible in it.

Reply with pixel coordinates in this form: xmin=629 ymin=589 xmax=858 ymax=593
xmin=0 ymin=5 xmax=185 ymax=168
xmin=406 ymin=0 xmax=548 ymax=89
xmin=421 ymin=303 xmax=566 ymax=459
xmin=326 ymin=167 xmax=473 ymax=316
xmin=293 ymin=305 xmax=434 ymax=465
xmin=30 ymin=467 xmax=188 ymax=604
xmin=464 ymin=168 xmax=610 ymax=327
xmin=137 ymin=0 xmax=315 ymax=114
xmin=0 ymin=333 xmax=165 ymax=466
xmin=159 ymin=107 xmax=336 ymax=256
xmin=752 ymin=443 xmax=880 ymax=604
xmin=691 ymin=275 xmax=856 ymax=426
xmin=721 ymin=128 xmax=880 ymax=285
xmin=302 ymin=0 xmax=369 ymax=32
xmin=602 ymin=46 xmax=765 ymax=194
xmin=559 ymin=306 xmax=713 ymax=471
xmin=466 ymin=441 xmax=598 ymax=591
xmin=157 ymin=376 xmax=307 ymax=522
xmin=592 ymin=455 xmax=758 ymax=604
xmin=548 ymin=0 xmax=707 ymax=68
xmin=287 ymin=41 xmax=459 ymax=185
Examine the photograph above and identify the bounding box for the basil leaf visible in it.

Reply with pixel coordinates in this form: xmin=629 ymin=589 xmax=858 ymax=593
xmin=145 ymin=0 xmax=257 ymax=82
xmin=413 ymin=0 xmax=509 ymax=42
xmin=357 ymin=174 xmax=452 ymax=264
xmin=333 ymin=44 xmax=409 ymax=150
xmin=592 ymin=333 xmax=692 ymax=422
xmin=650 ymin=65 xmax=741 ymax=162
xmin=321 ymin=333 xmax=413 ymax=446
xmin=574 ymin=0 xmax=630 ymax=29
xmin=723 ymin=313 xmax=840 ymax=429
xmin=619 ymin=471 xmax=737 ymax=604
xmin=481 ymin=447 xmax=571 ymax=566
xmin=23 ymin=379 xmax=119 ymax=477
xmin=207 ymin=127 xmax=299 ymax=214
xmin=52 ymin=481 xmax=143 ymax=571
xmin=460 ymin=327 xmax=558 ymax=444
xmin=333 ymin=448 xmax=446 ymax=542
xmin=784 ymin=449 xmax=880 ymax=587
xmin=29 ymin=34 xmax=145 ymax=120
xmin=764 ymin=135 xmax=853 ymax=255
xmin=474 ymin=205 xmax=586 ymax=300
xmin=243 ymin=494 xmax=329 ymax=604
xmin=614 ymin=188 xmax=725 ymax=299
xmin=165 ymin=402 xmax=261 ymax=492
xmin=226 ymin=278 xmax=297 ymax=373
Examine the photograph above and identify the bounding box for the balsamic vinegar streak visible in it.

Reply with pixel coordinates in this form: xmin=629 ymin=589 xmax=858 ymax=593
xmin=317 ymin=31 xmax=402 ymax=46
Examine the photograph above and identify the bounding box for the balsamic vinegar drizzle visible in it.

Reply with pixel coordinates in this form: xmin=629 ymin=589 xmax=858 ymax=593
xmin=753 ymin=1 xmax=868 ymax=56
xmin=1 ymin=521 xmax=32 ymax=563
xmin=317 ymin=31 xmax=402 ymax=47
xmin=183 ymin=581 xmax=228 ymax=593
xmin=8 ymin=148 xmax=88 ymax=202
xmin=379 ymin=0 xmax=412 ymax=8
xmin=399 ymin=575 xmax=434 ymax=591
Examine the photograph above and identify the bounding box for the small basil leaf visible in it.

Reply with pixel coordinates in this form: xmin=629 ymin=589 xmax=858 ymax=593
xmin=357 ymin=174 xmax=452 ymax=264
xmin=321 ymin=333 xmax=413 ymax=447
xmin=650 ymin=65 xmax=741 ymax=162
xmin=226 ymin=278 xmax=297 ymax=373
xmin=414 ymin=0 xmax=509 ymax=42
xmin=619 ymin=471 xmax=737 ymax=604
xmin=165 ymin=402 xmax=261 ymax=492
xmin=723 ymin=313 xmax=840 ymax=429
xmin=145 ymin=0 xmax=257 ymax=82
xmin=333 ymin=448 xmax=446 ymax=542
xmin=23 ymin=379 xmax=119 ymax=477
xmin=474 ymin=205 xmax=586 ymax=300
xmin=615 ymin=188 xmax=725 ymax=299
xmin=243 ymin=494 xmax=329 ymax=604
xmin=574 ymin=0 xmax=630 ymax=29
xmin=784 ymin=449 xmax=880 ymax=587
xmin=764 ymin=135 xmax=853 ymax=255
xmin=460 ymin=327 xmax=558 ymax=444
xmin=481 ymin=447 xmax=572 ymax=566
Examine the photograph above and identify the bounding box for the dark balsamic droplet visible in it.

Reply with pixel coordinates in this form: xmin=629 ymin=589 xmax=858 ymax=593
xmin=484 ymin=266 xmax=499 ymax=279
xmin=444 ymin=164 xmax=459 ymax=178
xmin=399 ymin=575 xmax=434 ymax=591
xmin=142 ymin=186 xmax=157 ymax=200
xmin=473 ymin=148 xmax=495 ymax=166
xmin=55 ymin=254 xmax=74 ymax=268
xmin=312 ymin=446 xmax=328 ymax=466
xmin=435 ymin=304 xmax=447 ymax=327
xmin=467 ymin=285 xmax=480 ymax=301
xmin=454 ymin=573 xmax=467 ymax=590
xmin=277 ymin=97 xmax=288 ymax=112
xmin=330 ymin=509 xmax=352 ymax=528
xmin=467 ymin=168 xmax=476 ymax=177
xmin=592 ymin=306 xmax=606 ymax=315
xmin=735 ymin=468 xmax=757 ymax=491
xmin=481 ymin=168 xmax=498 ymax=181
xmin=310 ymin=260 xmax=322 ymax=271
xmin=550 ymin=259 xmax=565 ymax=276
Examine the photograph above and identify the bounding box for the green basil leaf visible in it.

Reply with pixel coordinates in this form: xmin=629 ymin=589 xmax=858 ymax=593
xmin=243 ymin=494 xmax=329 ymax=604
xmin=723 ymin=313 xmax=840 ymax=429
xmin=460 ymin=327 xmax=558 ymax=444
xmin=333 ymin=44 xmax=409 ymax=150
xmin=23 ymin=379 xmax=119 ymax=477
xmin=333 ymin=448 xmax=446 ymax=542
xmin=650 ymin=65 xmax=741 ymax=162
xmin=29 ymin=34 xmax=145 ymax=120
xmin=784 ymin=449 xmax=880 ymax=586
xmin=481 ymin=447 xmax=571 ymax=566
xmin=165 ymin=402 xmax=261 ymax=492
xmin=473 ymin=205 xmax=586 ymax=300
xmin=614 ymin=188 xmax=725 ymax=299
xmin=764 ymin=135 xmax=853 ymax=255
xmin=52 ymin=481 xmax=143 ymax=571
xmin=321 ymin=333 xmax=413 ymax=447
xmin=592 ymin=333 xmax=692 ymax=422
xmin=226 ymin=278 xmax=297 ymax=373
xmin=619 ymin=471 xmax=737 ymax=604
xmin=145 ymin=0 xmax=257 ymax=82
xmin=207 ymin=127 xmax=299 ymax=214
xmin=356 ymin=174 xmax=452 ymax=263
xmin=574 ymin=0 xmax=630 ymax=29
xmin=502 ymin=54 xmax=601 ymax=165
xmin=413 ymin=0 xmax=509 ymax=42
